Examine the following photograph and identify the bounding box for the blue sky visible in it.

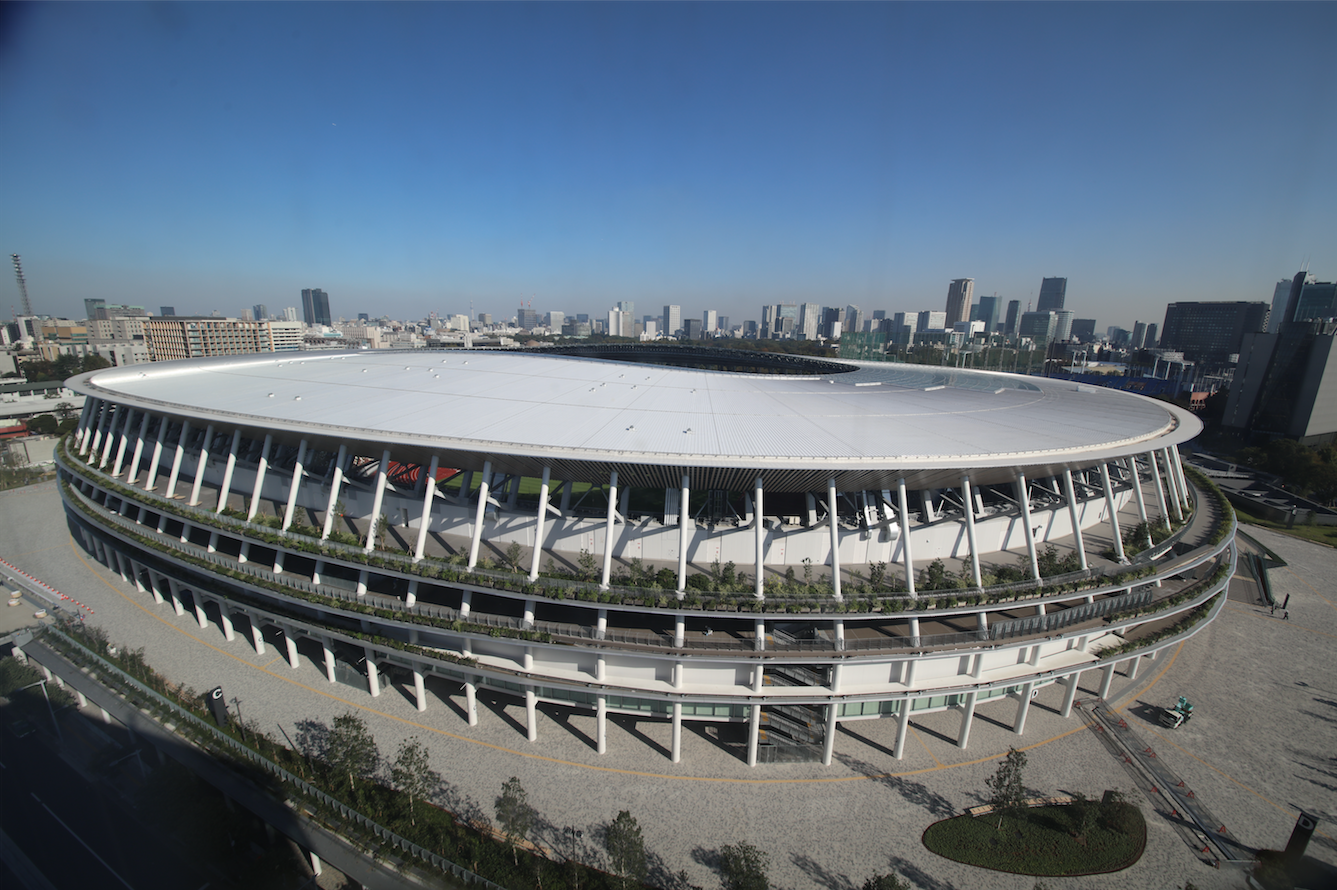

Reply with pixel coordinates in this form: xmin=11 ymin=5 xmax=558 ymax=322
xmin=2 ymin=2 xmax=1334 ymax=331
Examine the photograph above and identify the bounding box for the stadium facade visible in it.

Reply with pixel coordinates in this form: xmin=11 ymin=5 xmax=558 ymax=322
xmin=58 ymin=348 xmax=1232 ymax=765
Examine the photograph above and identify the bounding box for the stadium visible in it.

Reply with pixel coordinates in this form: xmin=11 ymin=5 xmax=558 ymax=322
xmin=56 ymin=347 xmax=1233 ymax=766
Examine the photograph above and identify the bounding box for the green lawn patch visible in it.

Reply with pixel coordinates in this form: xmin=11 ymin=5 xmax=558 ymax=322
xmin=922 ymin=802 xmax=1146 ymax=876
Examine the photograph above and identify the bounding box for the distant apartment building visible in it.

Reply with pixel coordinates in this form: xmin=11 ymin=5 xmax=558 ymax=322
xmin=253 ymin=303 xmax=269 ymax=321
xmin=916 ymin=310 xmax=947 ymax=332
xmin=301 ymin=288 xmax=332 ymax=327
xmin=144 ymin=317 xmax=302 ymax=361
xmin=1159 ymin=301 xmax=1270 ymax=364
xmin=160 ymin=306 xmax=176 ymax=317
xmin=1036 ymin=277 xmax=1067 ymax=312
xmin=944 ymin=279 xmax=973 ymax=328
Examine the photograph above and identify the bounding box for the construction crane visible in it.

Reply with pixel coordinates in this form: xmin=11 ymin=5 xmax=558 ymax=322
xmin=11 ymin=254 xmax=33 ymax=316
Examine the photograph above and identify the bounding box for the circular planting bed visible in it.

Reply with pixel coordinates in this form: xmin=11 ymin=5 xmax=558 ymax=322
xmin=922 ymin=802 xmax=1146 ymax=877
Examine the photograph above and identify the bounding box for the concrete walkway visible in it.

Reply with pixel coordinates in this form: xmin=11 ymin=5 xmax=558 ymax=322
xmin=4 ymin=480 xmax=1334 ymax=890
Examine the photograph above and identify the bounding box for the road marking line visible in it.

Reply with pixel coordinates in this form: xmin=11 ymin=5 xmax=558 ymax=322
xmin=31 ymin=792 xmax=136 ymax=890
xmin=909 ymin=725 xmax=943 ymax=768
xmin=66 ymin=541 xmax=1175 ymax=785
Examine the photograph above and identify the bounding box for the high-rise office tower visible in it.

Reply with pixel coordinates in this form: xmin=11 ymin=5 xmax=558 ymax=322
xmin=253 ymin=304 xmax=268 ymax=321
xmin=799 ymin=303 xmax=821 ymax=339
xmin=664 ymin=305 xmax=682 ymax=337
xmin=845 ymin=305 xmax=863 ymax=336
xmin=1269 ymin=279 xmax=1301 ymax=332
xmin=776 ymin=303 xmax=799 ymax=338
xmin=1293 ymin=281 xmax=1337 ymax=322
xmin=85 ymin=298 xmax=106 ymax=321
xmin=1004 ymin=300 xmax=1021 ymax=336
xmin=301 ymin=289 xmax=331 ymax=327
xmin=1160 ymin=302 xmax=1270 ymax=364
xmin=1036 ymin=277 xmax=1067 ymax=312
xmin=1281 ymin=270 xmax=1316 ymax=325
xmin=945 ymin=279 xmax=974 ymax=328
xmin=1130 ymin=322 xmax=1147 ymax=349
xmin=703 ymin=309 xmax=718 ymax=333
xmin=1054 ymin=310 xmax=1075 ymax=342
xmin=973 ymin=295 xmax=1000 ymax=333
xmin=1070 ymin=319 xmax=1097 ymax=343
xmin=1145 ymin=323 xmax=1158 ymax=348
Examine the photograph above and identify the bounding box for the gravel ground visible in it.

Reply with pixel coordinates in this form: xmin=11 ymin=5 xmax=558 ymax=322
xmin=4 ymin=480 xmax=1334 ymax=890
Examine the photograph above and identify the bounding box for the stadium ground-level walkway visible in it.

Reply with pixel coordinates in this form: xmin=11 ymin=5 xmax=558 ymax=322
xmin=3 ymin=480 xmax=1333 ymax=890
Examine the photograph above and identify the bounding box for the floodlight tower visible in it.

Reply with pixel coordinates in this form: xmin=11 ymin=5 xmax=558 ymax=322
xmin=11 ymin=254 xmax=33 ymax=316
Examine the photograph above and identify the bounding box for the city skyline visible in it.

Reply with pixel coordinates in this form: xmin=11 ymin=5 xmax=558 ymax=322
xmin=2 ymin=3 xmax=1334 ymax=330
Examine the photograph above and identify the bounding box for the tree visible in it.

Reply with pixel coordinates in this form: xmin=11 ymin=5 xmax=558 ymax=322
xmin=325 ymin=711 xmax=380 ymax=793
xmin=390 ymin=736 xmax=441 ymax=826
xmin=861 ymin=875 xmax=909 ymax=890
xmin=718 ymin=842 xmax=768 ymax=890
xmin=54 ymin=401 xmax=75 ymax=420
xmin=984 ymin=746 xmax=1029 ymax=830
xmin=495 ymin=776 xmax=535 ymax=865
xmin=605 ymin=810 xmax=648 ymax=890
xmin=504 ymin=542 xmax=524 ymax=573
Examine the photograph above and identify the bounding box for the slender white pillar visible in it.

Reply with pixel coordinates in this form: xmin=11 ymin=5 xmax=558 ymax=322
xmin=894 ymin=698 xmax=913 ymax=759
xmin=596 ymin=696 xmax=607 ymax=754
xmin=88 ymin=400 xmax=112 ymax=458
xmin=1161 ymin=449 xmax=1183 ymax=522
xmin=676 ymin=474 xmax=690 ymax=594
xmin=215 ymin=429 xmax=242 ymax=513
xmin=126 ymin=410 xmax=152 ymax=483
xmin=1100 ymin=462 xmax=1126 ymax=563
xmin=1098 ymin=662 xmax=1116 ymax=699
xmin=74 ymin=399 xmax=95 ymax=452
xmin=1062 ymin=469 xmax=1089 ymax=570
xmin=1013 ymin=682 xmax=1035 ymax=734
xmin=1170 ymin=445 xmax=1190 ymax=513
xmin=746 ymin=704 xmax=761 ymax=767
xmin=957 ymin=691 xmax=978 ymax=748
xmin=525 ymin=688 xmax=538 ymax=742
xmin=1060 ymin=671 xmax=1081 ymax=718
xmin=405 ymin=579 xmax=418 ymax=608
xmin=249 ymin=620 xmax=266 ymax=656
xmin=147 ymin=571 xmax=165 ymax=605
xmin=413 ymin=455 xmax=440 ymax=562
xmin=193 ymin=596 xmax=208 ymax=629
xmin=1148 ymin=450 xmax=1169 ymax=523
xmin=671 ymin=702 xmax=683 ymax=763
xmin=414 ymin=670 xmax=427 ymax=712
xmin=110 ymin=409 xmax=135 ymax=476
xmin=601 ymin=471 xmax=619 ymax=589
xmin=822 ymin=703 xmax=838 ymax=766
xmin=285 ymin=633 xmax=300 ymax=669
xmin=960 ymin=475 xmax=982 ymax=587
xmin=247 ymin=434 xmax=274 ymax=521
xmin=143 ymin=417 xmax=168 ymax=490
xmin=897 ymin=478 xmax=916 ymax=597
xmin=219 ymin=607 xmax=235 ymax=642
xmin=363 ymin=449 xmax=392 ymax=552
xmin=324 ymin=643 xmax=336 ymax=682
xmin=827 ymin=478 xmax=843 ymax=599
xmin=187 ymin=423 xmax=215 ymax=506
xmin=280 ymin=439 xmax=308 ymax=531
xmin=468 ymin=460 xmax=492 ymax=569
xmin=166 ymin=578 xmax=185 ymax=617
xmin=164 ymin=420 xmax=192 ymax=498
xmin=753 ymin=476 xmax=766 ymax=599
xmin=98 ymin=405 xmax=123 ymax=467
xmin=320 ymin=444 xmax=348 ymax=539
xmin=465 ymin=680 xmax=479 ymax=726
xmin=1016 ymin=472 xmax=1041 ymax=581
xmin=366 ymin=651 xmax=381 ymax=697
xmin=1128 ymin=457 xmax=1152 ymax=548
xmin=529 ymin=466 xmax=551 ymax=581
xmin=1125 ymin=655 xmax=1141 ymax=680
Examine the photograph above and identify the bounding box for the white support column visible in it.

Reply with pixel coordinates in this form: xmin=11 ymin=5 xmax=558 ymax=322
xmin=674 ymin=614 xmax=686 ymax=648
xmin=596 ymin=695 xmax=607 ymax=754
xmin=676 ymin=474 xmax=690 ymax=595
xmin=216 ymin=429 xmax=242 ymax=513
xmin=1013 ymin=682 xmax=1035 ymax=734
xmin=822 ymin=703 xmax=838 ymax=766
xmin=753 ymin=476 xmax=766 ymax=599
xmin=671 ymin=702 xmax=683 ymax=763
xmin=1060 ymin=671 xmax=1081 ymax=718
xmin=405 ymin=579 xmax=418 ymax=608
xmin=247 ymin=434 xmax=273 ymax=521
xmin=98 ymin=405 xmax=123 ymax=467
xmin=188 ymin=423 xmax=215 ymax=506
xmin=308 ymin=851 xmax=323 ymax=878
xmin=1161 ymin=449 xmax=1183 ymax=522
xmin=88 ymin=400 xmax=111 ymax=457
xmin=1170 ymin=445 xmax=1190 ymax=512
xmin=601 ymin=471 xmax=619 ymax=589
xmin=1062 ymin=469 xmax=1089 ymax=570
xmin=323 ymin=642 xmax=336 ymax=682
xmin=1124 ymin=459 xmax=1149 ymax=545
xmin=363 ymin=449 xmax=391 ymax=552
xmin=130 ymin=560 xmax=146 ymax=593
xmin=960 ymin=475 xmax=982 ymax=587
xmin=1148 ymin=449 xmax=1169 ymax=523
xmin=285 ymin=632 xmax=300 ymax=669
xmin=126 ymin=410 xmax=151 ymax=483
xmin=413 ymin=455 xmax=440 ymax=562
xmin=468 ymin=460 xmax=492 ymax=569
xmin=746 ymin=704 xmax=761 ymax=767
xmin=1100 ymin=462 xmax=1126 ymax=563
xmin=465 ymin=680 xmax=479 ymax=726
xmin=957 ymin=691 xmax=978 ymax=749
xmin=249 ymin=619 xmax=266 ymax=655
xmin=144 ymin=417 xmax=168 ymax=491
xmin=529 ymin=465 xmax=551 ymax=581
xmin=460 ymin=590 xmax=473 ymax=620
xmin=827 ymin=477 xmax=843 ymax=600
xmin=82 ymin=399 xmax=104 ymax=454
xmin=1125 ymin=655 xmax=1141 ymax=680
xmin=525 ymin=688 xmax=538 ymax=742
xmin=366 ymin=649 xmax=381 ymax=697
xmin=147 ymin=571 xmax=165 ymax=605
xmin=193 ymin=596 xmax=208 ymax=629
xmin=1098 ymin=662 xmax=1116 ymax=700
xmin=164 ymin=420 xmax=192 ymax=498
xmin=897 ymin=478 xmax=916 ymax=597
xmin=111 ymin=408 xmax=135 ymax=476
xmin=355 ymin=570 xmax=368 ymax=597
xmin=219 ymin=607 xmax=235 ymax=642
xmin=1016 ymin=472 xmax=1041 ymax=581
xmin=894 ymin=698 xmax=913 ymax=759
xmin=281 ymin=438 xmax=308 ymax=531
xmin=414 ymin=669 xmax=427 ymax=712
xmin=75 ymin=398 xmax=95 ymax=452
xmin=320 ymin=443 xmax=348 ymax=539
xmin=166 ymin=578 xmax=185 ymax=617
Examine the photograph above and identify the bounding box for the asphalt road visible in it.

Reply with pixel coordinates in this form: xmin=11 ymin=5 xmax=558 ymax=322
xmin=0 ymin=707 xmax=215 ymax=890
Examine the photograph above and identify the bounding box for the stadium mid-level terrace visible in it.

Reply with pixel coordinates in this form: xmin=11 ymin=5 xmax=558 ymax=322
xmin=59 ymin=348 xmax=1232 ymax=765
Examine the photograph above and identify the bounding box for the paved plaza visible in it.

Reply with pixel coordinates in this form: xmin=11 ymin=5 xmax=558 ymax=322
xmin=4 ymin=480 xmax=1335 ymax=890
